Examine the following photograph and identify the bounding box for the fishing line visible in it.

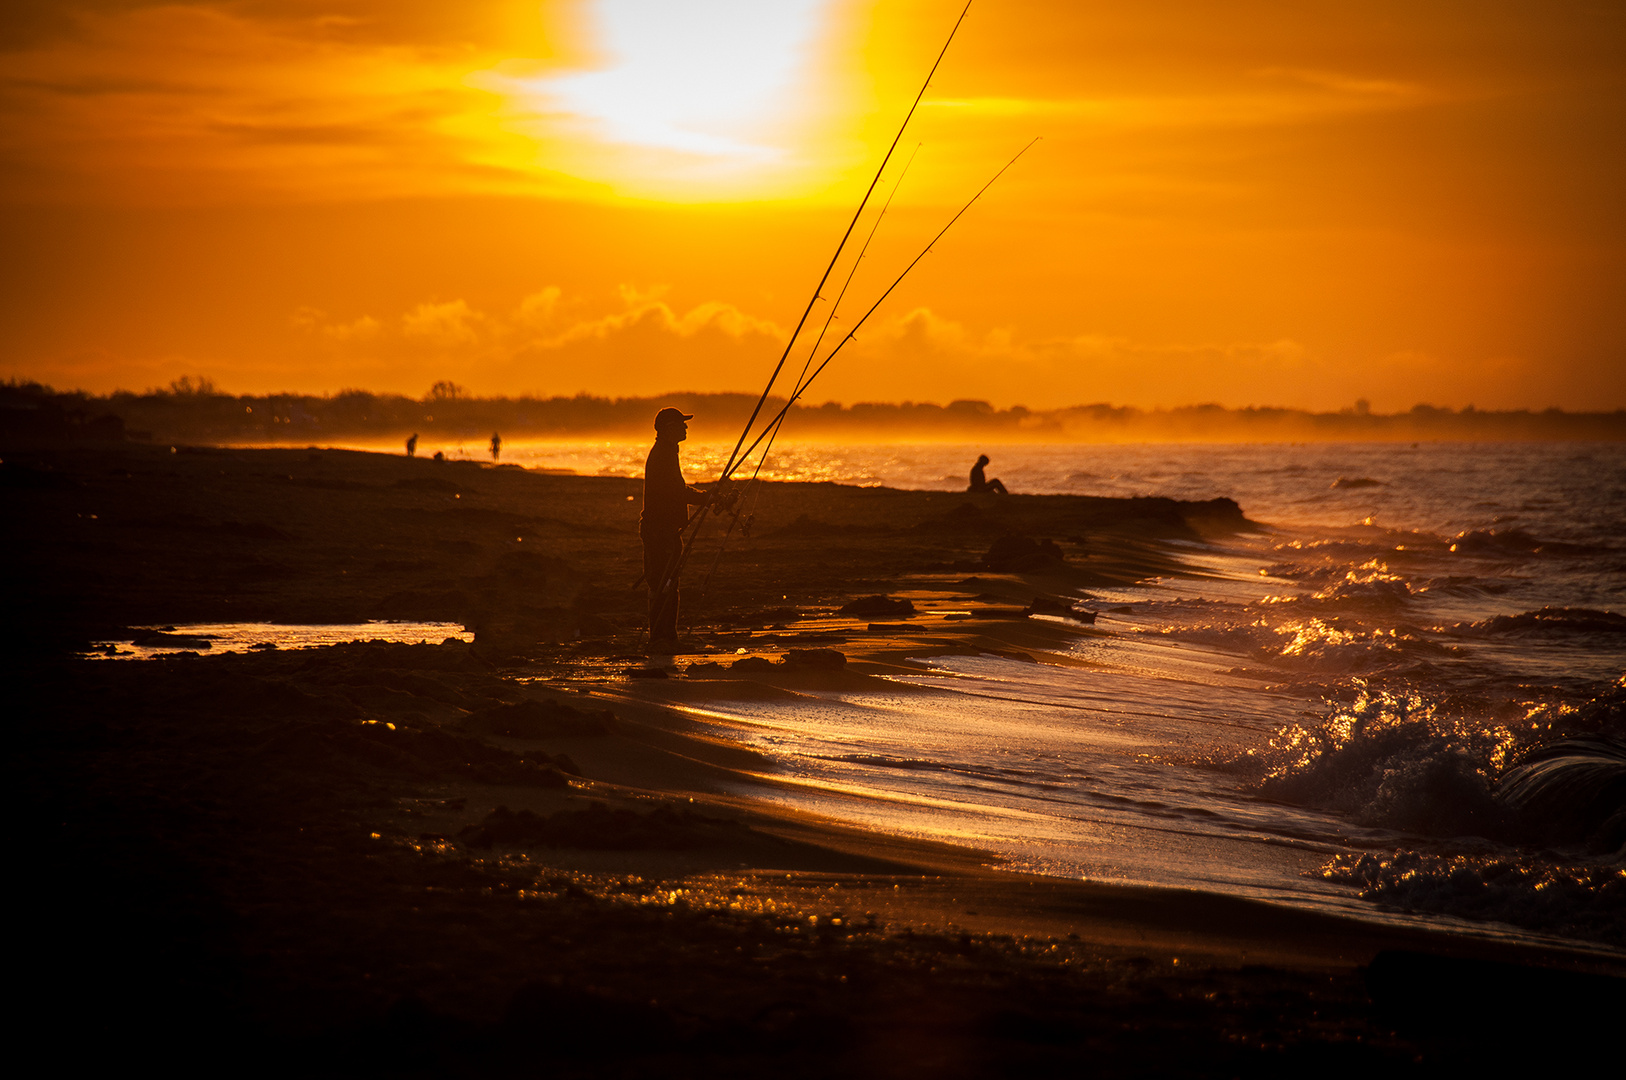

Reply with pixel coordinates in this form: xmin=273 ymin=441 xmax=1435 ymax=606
xmin=717 ymin=0 xmax=974 ymax=482
xmin=651 ymin=4 xmax=976 ymax=631
xmin=792 ymin=142 xmax=924 ymax=410
xmin=754 ymin=143 xmax=923 ymax=468
xmin=686 ymin=135 xmax=1036 ymax=604
xmin=723 ymin=137 xmax=1041 ymax=478
xmin=695 ymin=145 xmax=924 ymax=597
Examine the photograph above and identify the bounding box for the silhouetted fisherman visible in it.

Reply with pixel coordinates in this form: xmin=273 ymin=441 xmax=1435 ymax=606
xmin=968 ymin=454 xmax=1008 ymax=494
xmin=641 ymin=408 xmax=712 ymax=651
xmin=490 ymin=432 xmax=502 ymax=461
xmin=405 ymin=433 xmax=418 ymax=458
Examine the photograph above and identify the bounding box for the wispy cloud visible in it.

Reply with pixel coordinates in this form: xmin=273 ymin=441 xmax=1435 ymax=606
xmin=924 ymin=71 xmax=1431 ymax=132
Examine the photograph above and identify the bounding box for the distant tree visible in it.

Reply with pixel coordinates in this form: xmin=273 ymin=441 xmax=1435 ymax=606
xmin=427 ymin=380 xmax=465 ymax=402
xmin=167 ymin=375 xmax=217 ymax=396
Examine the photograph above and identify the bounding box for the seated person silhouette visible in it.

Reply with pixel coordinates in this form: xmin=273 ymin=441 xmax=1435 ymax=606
xmin=968 ymin=454 xmax=1008 ymax=494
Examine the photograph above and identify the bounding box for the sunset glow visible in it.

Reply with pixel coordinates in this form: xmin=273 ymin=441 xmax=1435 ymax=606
xmin=489 ymin=0 xmax=832 ymax=198
xmin=0 ymin=0 xmax=1621 ymax=413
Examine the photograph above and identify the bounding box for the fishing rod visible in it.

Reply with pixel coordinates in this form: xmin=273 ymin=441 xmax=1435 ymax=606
xmin=722 ymin=142 xmax=923 ymax=510
xmin=688 ymin=138 xmax=1036 ymax=604
xmin=694 ymin=144 xmax=924 ymax=596
xmin=789 ymin=142 xmax=924 ymax=411
xmin=722 ymin=137 xmax=1041 ymax=478
xmin=717 ymin=0 xmax=974 ymax=481
xmin=648 ymin=3 xmax=976 ymax=636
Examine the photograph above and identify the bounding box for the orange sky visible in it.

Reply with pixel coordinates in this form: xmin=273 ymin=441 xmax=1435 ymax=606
xmin=1 ymin=0 xmax=1621 ymax=411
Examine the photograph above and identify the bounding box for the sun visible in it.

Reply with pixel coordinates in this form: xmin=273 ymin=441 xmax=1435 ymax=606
xmin=487 ymin=0 xmax=837 ymax=201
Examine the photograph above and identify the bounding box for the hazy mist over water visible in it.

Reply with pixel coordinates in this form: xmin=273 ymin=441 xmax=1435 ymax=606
xmin=405 ymin=440 xmax=1625 ymax=544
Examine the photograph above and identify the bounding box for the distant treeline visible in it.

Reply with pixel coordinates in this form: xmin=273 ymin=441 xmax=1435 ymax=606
xmin=3 ymin=380 xmax=1623 ymax=445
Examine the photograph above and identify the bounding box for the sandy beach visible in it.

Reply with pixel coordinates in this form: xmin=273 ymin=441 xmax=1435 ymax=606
xmin=8 ymin=441 xmax=1622 ymax=1075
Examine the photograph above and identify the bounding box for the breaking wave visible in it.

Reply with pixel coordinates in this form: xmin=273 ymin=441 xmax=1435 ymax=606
xmin=1498 ymin=735 xmax=1626 ymax=850
xmin=1447 ymin=528 xmax=1548 ymax=555
xmin=1159 ymin=616 xmax=1457 ymax=674
xmin=1241 ymin=678 xmax=1626 ymax=845
xmin=1318 ymin=850 xmax=1626 ymax=945
xmin=1450 ymin=607 xmax=1626 ymax=639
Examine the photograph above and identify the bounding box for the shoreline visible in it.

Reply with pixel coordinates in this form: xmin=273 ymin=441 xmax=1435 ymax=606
xmin=9 ymin=440 xmax=1623 ymax=1070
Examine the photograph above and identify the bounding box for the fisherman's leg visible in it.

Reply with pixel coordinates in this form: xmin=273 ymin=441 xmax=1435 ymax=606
xmin=643 ymin=539 xmax=667 ymax=638
xmin=644 ymin=534 xmax=682 ymax=647
xmin=652 ymin=537 xmax=681 ymax=644
xmin=654 ymin=584 xmax=680 ymax=644
xmin=990 ymin=478 xmax=1008 ymax=495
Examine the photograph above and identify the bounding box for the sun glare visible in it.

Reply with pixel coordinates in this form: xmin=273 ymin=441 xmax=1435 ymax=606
xmin=494 ymin=0 xmax=833 ymax=199
xmin=549 ymin=0 xmax=824 ymax=158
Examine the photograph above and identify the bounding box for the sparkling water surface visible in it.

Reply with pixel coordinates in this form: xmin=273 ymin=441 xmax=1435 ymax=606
xmin=569 ymin=440 xmax=1624 ymax=949
xmin=252 ymin=438 xmax=1626 ymax=946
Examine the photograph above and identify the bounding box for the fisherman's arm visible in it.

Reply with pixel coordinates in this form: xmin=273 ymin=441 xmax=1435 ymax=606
xmin=688 ymin=480 xmax=741 ymax=510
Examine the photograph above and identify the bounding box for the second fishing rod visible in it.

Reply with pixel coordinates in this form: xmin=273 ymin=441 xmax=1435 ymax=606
xmin=648 ymin=2 xmax=975 ymax=639
xmin=658 ymin=134 xmax=1038 ymax=628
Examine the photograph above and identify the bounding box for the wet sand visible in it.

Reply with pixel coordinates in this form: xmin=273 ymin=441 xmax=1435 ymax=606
xmin=6 ymin=442 xmax=1622 ymax=1075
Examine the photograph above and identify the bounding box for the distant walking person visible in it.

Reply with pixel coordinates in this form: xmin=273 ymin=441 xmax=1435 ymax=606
xmin=968 ymin=454 xmax=1008 ymax=495
xmin=489 ymin=432 xmax=502 ymax=461
xmin=641 ymin=408 xmax=714 ymax=652
xmin=406 ymin=433 xmax=418 ymax=458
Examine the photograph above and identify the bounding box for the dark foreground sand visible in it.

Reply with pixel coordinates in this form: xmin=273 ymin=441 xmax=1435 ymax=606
xmin=6 ymin=442 xmax=1622 ymax=1076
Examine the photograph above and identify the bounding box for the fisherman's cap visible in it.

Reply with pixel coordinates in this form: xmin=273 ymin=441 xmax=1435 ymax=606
xmin=654 ymin=407 xmax=694 ymax=430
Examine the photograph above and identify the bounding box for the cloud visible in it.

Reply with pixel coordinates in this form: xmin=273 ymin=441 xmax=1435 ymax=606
xmin=402 ymin=300 xmax=483 ymax=347
xmin=923 ymin=73 xmax=1432 ymax=132
xmin=288 ymin=287 xmax=788 ymax=396
xmin=546 ymin=298 xmax=780 ymax=349
xmin=513 ymin=286 xmax=562 ymax=328
xmin=281 ymin=288 xmax=1576 ymax=412
xmin=0 ymin=1 xmax=586 ymax=203
xmin=814 ymin=305 xmax=1335 ymax=408
xmin=0 ymin=2 xmax=583 ymax=55
xmin=801 ymin=305 xmax=1591 ymax=413
xmin=291 ymin=307 xmax=381 ymax=342
xmin=516 ymin=295 xmax=787 ymax=395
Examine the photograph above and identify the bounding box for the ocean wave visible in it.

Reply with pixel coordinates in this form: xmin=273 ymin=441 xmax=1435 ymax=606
xmin=1252 ymin=686 xmax=1513 ymax=837
xmin=1318 ymin=850 xmax=1625 ymax=945
xmin=1264 ymin=619 xmax=1453 ymax=672
xmin=1273 ymin=535 xmax=1443 ymax=562
xmin=1443 ymin=527 xmax=1610 ymax=557
xmin=1448 ymin=528 xmax=1546 ymax=555
xmin=1268 ymin=540 xmax=1373 ymax=563
xmin=1451 ymin=606 xmax=1626 ymax=638
xmin=1257 ymin=558 xmax=1432 ymax=606
xmin=1145 ymin=620 xmax=1274 ymax=653
xmin=1309 ymin=560 xmax=1416 ymax=605
xmin=1151 ymin=614 xmax=1454 ymax=673
xmin=1498 ymin=735 xmax=1626 ymax=851
xmin=815 ymin=752 xmax=1037 ymax=785
xmin=1244 ymin=679 xmax=1626 ymax=844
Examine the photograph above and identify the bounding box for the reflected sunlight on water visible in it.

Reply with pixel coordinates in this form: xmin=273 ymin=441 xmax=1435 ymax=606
xmin=581 ymin=439 xmax=1623 ymax=948
xmin=89 ymin=621 xmax=471 ymax=660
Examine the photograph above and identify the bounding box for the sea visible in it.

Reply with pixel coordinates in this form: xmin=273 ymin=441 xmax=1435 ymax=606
xmin=317 ymin=439 xmax=1626 ymax=949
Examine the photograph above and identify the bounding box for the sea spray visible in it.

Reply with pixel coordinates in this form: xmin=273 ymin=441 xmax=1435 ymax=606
xmin=1247 ymin=684 xmax=1515 ymax=838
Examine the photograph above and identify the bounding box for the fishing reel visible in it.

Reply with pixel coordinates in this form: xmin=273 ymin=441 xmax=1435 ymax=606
xmin=708 ymin=482 xmax=742 ymax=517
